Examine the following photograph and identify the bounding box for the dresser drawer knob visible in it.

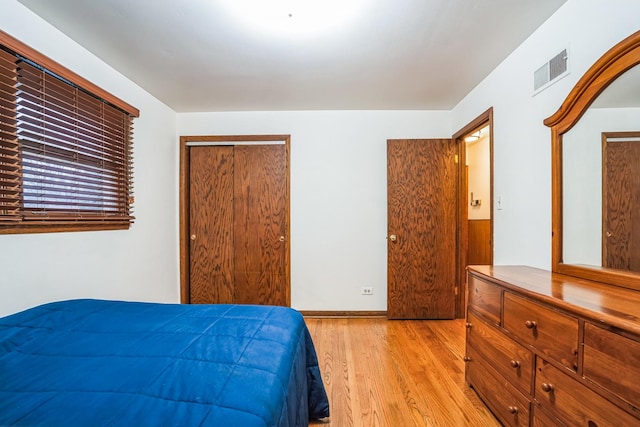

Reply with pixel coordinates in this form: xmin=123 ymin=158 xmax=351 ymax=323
xmin=508 ymin=406 xmax=518 ymax=414
xmin=465 ymin=322 xmax=473 ymax=328
xmin=541 ymin=383 xmax=554 ymax=393
xmin=463 ymin=356 xmax=472 ymax=362
xmin=509 ymin=360 xmax=521 ymax=368
xmin=524 ymin=320 xmax=537 ymax=329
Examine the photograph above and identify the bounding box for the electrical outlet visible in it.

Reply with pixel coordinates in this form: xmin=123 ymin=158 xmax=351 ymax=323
xmin=361 ymin=287 xmax=373 ymax=295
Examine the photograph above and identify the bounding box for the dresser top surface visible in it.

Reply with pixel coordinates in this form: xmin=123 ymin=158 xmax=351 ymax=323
xmin=468 ymin=265 xmax=640 ymax=335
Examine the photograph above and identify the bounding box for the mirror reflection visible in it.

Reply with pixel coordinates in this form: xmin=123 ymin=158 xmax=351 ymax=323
xmin=562 ymin=63 xmax=640 ymax=271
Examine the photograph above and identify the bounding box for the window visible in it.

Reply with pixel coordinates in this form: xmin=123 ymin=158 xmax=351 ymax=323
xmin=0 ymin=30 xmax=139 ymax=233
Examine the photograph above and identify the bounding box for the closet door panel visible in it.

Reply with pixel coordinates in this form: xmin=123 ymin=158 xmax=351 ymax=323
xmin=189 ymin=146 xmax=235 ymax=304
xmin=234 ymin=144 xmax=288 ymax=306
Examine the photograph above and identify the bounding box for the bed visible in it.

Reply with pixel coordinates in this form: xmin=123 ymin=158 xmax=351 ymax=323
xmin=0 ymin=299 xmax=329 ymax=426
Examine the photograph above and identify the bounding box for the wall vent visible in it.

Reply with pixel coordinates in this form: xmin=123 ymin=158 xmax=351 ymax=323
xmin=533 ymin=49 xmax=569 ymax=94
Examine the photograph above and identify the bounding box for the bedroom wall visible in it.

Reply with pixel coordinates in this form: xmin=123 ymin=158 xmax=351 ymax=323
xmin=451 ymin=0 xmax=640 ymax=270
xmin=5 ymin=0 xmax=638 ymax=316
xmin=177 ymin=111 xmax=451 ymax=311
xmin=0 ymin=1 xmax=180 ymax=316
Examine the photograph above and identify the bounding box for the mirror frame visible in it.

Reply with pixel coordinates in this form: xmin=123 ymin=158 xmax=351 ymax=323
xmin=545 ymin=29 xmax=640 ymax=290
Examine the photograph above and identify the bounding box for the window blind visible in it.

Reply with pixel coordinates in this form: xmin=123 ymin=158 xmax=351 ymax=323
xmin=0 ymin=48 xmax=20 ymax=222
xmin=0 ymin=32 xmax=137 ymax=232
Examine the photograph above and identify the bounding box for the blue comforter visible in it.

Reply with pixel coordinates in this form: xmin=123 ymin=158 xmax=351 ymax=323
xmin=0 ymin=299 xmax=329 ymax=426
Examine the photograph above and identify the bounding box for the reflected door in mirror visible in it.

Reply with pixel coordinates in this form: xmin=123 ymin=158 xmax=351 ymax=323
xmin=603 ymin=132 xmax=640 ymax=271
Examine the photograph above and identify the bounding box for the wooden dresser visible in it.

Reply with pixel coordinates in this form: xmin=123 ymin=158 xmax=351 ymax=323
xmin=465 ymin=265 xmax=640 ymax=427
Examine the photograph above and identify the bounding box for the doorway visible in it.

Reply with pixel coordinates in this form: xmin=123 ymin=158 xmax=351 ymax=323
xmin=179 ymin=135 xmax=291 ymax=306
xmin=453 ymin=108 xmax=494 ymax=318
xmin=386 ymin=109 xmax=494 ymax=319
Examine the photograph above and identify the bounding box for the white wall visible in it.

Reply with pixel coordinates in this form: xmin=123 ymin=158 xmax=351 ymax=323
xmin=177 ymin=111 xmax=451 ymax=311
xmin=0 ymin=1 xmax=180 ymax=316
xmin=5 ymin=0 xmax=640 ymax=316
xmin=452 ymin=0 xmax=640 ymax=270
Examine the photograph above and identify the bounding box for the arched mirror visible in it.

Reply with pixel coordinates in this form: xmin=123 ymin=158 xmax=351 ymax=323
xmin=545 ymin=29 xmax=640 ymax=290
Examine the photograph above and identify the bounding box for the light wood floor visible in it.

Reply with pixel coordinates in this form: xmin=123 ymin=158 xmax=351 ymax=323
xmin=305 ymin=317 xmax=500 ymax=427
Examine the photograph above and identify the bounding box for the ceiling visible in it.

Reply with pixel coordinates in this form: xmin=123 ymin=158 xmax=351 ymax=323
xmin=17 ymin=0 xmax=567 ymax=112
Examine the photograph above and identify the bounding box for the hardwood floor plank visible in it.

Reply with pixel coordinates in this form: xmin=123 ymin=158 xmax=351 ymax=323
xmin=307 ymin=318 xmax=499 ymax=427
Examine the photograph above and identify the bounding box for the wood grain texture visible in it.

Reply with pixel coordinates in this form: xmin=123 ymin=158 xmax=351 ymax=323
xmin=387 ymin=139 xmax=457 ymax=319
xmin=466 ymin=345 xmax=530 ymax=427
xmin=603 ymin=136 xmax=640 ymax=272
xmin=306 ymin=317 xmax=500 ymax=427
xmin=583 ymin=322 xmax=640 ymax=408
xmin=189 ymin=146 xmax=235 ymax=304
xmin=468 ymin=265 xmax=640 ymax=336
xmin=467 ymin=266 xmax=640 ymax=425
xmin=466 ymin=311 xmax=533 ymax=396
xmin=467 ymin=275 xmax=501 ymax=326
xmin=535 ymin=358 xmax=640 ymax=426
xmin=180 ymin=135 xmax=291 ymax=306
xmin=531 ymin=407 xmax=568 ymax=427
xmin=503 ymin=292 xmax=579 ymax=372
xmin=468 ymin=220 xmax=491 ymax=265
xmin=234 ymin=144 xmax=288 ymax=306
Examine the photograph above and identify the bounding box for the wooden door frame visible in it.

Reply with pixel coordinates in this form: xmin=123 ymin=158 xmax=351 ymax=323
xmin=179 ymin=134 xmax=291 ymax=304
xmin=452 ymin=108 xmax=494 ymax=318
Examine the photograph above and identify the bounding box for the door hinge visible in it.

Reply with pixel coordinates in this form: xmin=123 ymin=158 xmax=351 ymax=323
xmin=454 ymin=154 xmax=459 ymax=164
xmin=454 ymin=286 xmax=459 ymax=295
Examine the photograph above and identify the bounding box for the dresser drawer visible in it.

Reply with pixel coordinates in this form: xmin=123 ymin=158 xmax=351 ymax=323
xmin=535 ymin=358 xmax=640 ymax=427
xmin=503 ymin=292 xmax=579 ymax=371
xmin=583 ymin=322 xmax=640 ymax=410
xmin=467 ymin=310 xmax=533 ymax=395
xmin=531 ymin=406 xmax=567 ymax=427
xmin=466 ymin=345 xmax=530 ymax=427
xmin=468 ymin=274 xmax=502 ymax=325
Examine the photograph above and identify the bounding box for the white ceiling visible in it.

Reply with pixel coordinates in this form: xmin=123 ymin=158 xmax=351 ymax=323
xmin=17 ymin=0 xmax=567 ymax=112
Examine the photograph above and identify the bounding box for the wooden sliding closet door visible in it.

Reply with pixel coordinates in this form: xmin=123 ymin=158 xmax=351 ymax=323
xmin=187 ymin=141 xmax=289 ymax=306
xmin=189 ymin=146 xmax=234 ymax=304
xmin=234 ymin=145 xmax=288 ymax=305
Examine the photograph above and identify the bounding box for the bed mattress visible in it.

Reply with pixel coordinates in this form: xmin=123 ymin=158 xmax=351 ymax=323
xmin=0 ymin=299 xmax=329 ymax=426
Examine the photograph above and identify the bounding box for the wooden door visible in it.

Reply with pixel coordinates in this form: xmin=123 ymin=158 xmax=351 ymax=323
xmin=186 ymin=140 xmax=289 ymax=306
xmin=387 ymin=139 xmax=457 ymax=319
xmin=234 ymin=145 xmax=288 ymax=305
xmin=603 ymin=136 xmax=640 ymax=271
xmin=189 ymin=146 xmax=234 ymax=304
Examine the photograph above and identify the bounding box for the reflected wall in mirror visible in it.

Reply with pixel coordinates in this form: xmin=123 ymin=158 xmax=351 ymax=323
xmin=562 ymin=63 xmax=640 ymax=271
xmin=545 ymin=29 xmax=640 ymax=290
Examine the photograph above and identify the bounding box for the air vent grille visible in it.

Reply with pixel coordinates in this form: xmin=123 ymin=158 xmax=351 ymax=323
xmin=534 ymin=49 xmax=568 ymax=93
